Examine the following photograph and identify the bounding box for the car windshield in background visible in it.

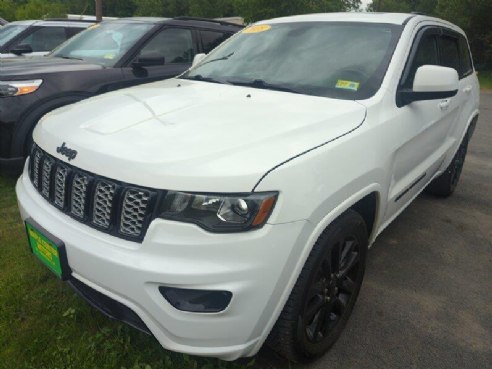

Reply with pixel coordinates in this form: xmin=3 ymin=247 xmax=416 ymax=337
xmin=183 ymin=22 xmax=402 ymax=99
xmin=0 ymin=24 xmax=28 ymax=46
xmin=52 ymin=22 xmax=154 ymax=67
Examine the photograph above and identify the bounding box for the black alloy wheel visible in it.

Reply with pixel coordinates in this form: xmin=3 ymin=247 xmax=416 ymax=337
xmin=267 ymin=210 xmax=368 ymax=362
xmin=301 ymin=236 xmax=361 ymax=344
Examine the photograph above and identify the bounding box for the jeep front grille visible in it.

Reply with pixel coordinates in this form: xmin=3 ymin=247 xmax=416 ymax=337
xmin=29 ymin=144 xmax=160 ymax=242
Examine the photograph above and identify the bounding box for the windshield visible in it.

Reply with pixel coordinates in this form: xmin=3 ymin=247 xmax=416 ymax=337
xmin=183 ymin=22 xmax=402 ymax=99
xmin=52 ymin=22 xmax=154 ymax=67
xmin=0 ymin=24 xmax=28 ymax=47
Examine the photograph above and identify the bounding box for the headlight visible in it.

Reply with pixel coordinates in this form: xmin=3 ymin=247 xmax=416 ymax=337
xmin=158 ymin=191 xmax=278 ymax=232
xmin=0 ymin=79 xmax=43 ymax=97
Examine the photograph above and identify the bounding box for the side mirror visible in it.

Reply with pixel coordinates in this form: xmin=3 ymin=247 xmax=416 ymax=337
xmin=132 ymin=53 xmax=165 ymax=68
xmin=10 ymin=44 xmax=33 ymax=56
xmin=397 ymin=65 xmax=459 ymax=107
xmin=192 ymin=53 xmax=206 ymax=67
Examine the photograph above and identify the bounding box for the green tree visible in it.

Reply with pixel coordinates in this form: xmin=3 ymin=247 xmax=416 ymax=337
xmin=236 ymin=0 xmax=361 ymax=22
xmin=15 ymin=0 xmax=67 ymax=20
xmin=133 ymin=0 xmax=191 ymax=17
xmin=0 ymin=0 xmax=18 ymax=21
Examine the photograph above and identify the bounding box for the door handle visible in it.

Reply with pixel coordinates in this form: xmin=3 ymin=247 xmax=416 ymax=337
xmin=439 ymin=99 xmax=450 ymax=110
xmin=463 ymin=85 xmax=472 ymax=93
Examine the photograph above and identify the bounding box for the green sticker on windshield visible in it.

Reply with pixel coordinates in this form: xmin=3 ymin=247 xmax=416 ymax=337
xmin=336 ymin=80 xmax=360 ymax=91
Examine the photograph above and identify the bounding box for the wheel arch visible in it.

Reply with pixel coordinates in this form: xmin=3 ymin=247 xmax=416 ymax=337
xmin=250 ymin=185 xmax=382 ymax=355
xmin=11 ymin=92 xmax=93 ymax=157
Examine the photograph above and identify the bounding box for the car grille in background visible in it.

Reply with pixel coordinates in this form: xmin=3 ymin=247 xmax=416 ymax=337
xmin=29 ymin=144 xmax=160 ymax=242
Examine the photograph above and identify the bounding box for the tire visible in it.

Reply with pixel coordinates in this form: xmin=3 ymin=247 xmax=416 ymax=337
xmin=267 ymin=209 xmax=368 ymax=362
xmin=426 ymin=132 xmax=469 ymax=197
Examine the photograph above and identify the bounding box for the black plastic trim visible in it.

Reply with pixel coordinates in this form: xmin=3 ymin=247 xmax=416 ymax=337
xmin=68 ymin=277 xmax=151 ymax=335
xmin=395 ymin=172 xmax=427 ymax=202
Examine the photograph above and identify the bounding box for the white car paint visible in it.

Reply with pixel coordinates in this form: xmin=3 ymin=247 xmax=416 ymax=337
xmin=16 ymin=12 xmax=480 ymax=360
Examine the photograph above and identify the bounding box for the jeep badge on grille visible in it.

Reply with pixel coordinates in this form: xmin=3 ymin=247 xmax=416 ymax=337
xmin=56 ymin=142 xmax=77 ymax=161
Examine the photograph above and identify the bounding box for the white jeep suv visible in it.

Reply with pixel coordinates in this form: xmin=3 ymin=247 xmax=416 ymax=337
xmin=16 ymin=13 xmax=479 ymax=362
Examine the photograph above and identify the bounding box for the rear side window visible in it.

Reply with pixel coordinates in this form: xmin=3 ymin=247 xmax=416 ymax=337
xmin=458 ymin=35 xmax=473 ymax=77
xmin=200 ymin=30 xmax=231 ymax=53
xmin=402 ymin=33 xmax=439 ymax=88
xmin=16 ymin=26 xmax=67 ymax=51
xmin=138 ymin=27 xmax=194 ymax=64
xmin=439 ymin=35 xmax=460 ymax=74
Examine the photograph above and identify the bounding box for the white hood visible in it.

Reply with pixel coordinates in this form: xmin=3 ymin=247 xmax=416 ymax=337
xmin=34 ymin=78 xmax=366 ymax=192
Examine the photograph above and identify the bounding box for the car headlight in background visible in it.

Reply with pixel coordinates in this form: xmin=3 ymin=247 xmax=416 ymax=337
xmin=158 ymin=191 xmax=278 ymax=232
xmin=0 ymin=79 xmax=43 ymax=97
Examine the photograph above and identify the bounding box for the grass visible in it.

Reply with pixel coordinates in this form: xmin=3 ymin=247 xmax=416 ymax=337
xmin=0 ymin=175 xmax=263 ymax=369
xmin=478 ymin=70 xmax=492 ymax=90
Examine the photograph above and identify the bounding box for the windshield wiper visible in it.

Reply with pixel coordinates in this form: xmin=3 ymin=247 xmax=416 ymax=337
xmin=181 ymin=74 xmax=229 ymax=85
xmin=57 ymin=55 xmax=84 ymax=61
xmin=196 ymin=52 xmax=234 ymax=67
xmin=227 ymin=79 xmax=302 ymax=94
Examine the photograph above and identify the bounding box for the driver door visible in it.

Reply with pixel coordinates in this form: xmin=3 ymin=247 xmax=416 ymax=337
xmin=122 ymin=27 xmax=195 ymax=86
xmin=383 ymin=27 xmax=462 ymax=222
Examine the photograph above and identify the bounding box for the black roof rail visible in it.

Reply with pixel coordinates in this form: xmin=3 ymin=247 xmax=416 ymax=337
xmin=43 ymin=18 xmax=96 ymax=23
xmin=172 ymin=16 xmax=242 ymax=27
xmin=411 ymin=11 xmax=426 ymax=15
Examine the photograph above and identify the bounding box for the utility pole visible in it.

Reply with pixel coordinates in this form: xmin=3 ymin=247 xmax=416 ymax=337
xmin=95 ymin=0 xmax=103 ymax=22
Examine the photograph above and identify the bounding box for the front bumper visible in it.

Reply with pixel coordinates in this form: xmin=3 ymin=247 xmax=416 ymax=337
xmin=16 ymin=169 xmax=308 ymax=360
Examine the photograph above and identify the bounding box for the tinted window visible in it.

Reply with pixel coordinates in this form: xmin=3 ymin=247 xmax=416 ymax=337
xmin=17 ymin=26 xmax=66 ymax=52
xmin=201 ymin=30 xmax=230 ymax=53
xmin=138 ymin=28 xmax=194 ymax=64
xmin=66 ymin=27 xmax=86 ymax=38
xmin=0 ymin=24 xmax=28 ymax=46
xmin=52 ymin=22 xmax=154 ymax=67
xmin=184 ymin=22 xmax=402 ymax=100
xmin=458 ymin=35 xmax=473 ymax=77
xmin=403 ymin=33 xmax=439 ymax=88
xmin=440 ymin=36 xmax=460 ymax=73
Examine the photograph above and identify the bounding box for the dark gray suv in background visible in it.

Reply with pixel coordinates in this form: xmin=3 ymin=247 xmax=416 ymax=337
xmin=0 ymin=17 xmax=242 ymax=171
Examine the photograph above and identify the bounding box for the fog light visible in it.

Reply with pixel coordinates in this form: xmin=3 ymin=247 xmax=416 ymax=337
xmin=159 ymin=287 xmax=232 ymax=313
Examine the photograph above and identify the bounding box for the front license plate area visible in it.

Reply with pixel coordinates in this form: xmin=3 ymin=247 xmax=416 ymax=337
xmin=25 ymin=219 xmax=71 ymax=280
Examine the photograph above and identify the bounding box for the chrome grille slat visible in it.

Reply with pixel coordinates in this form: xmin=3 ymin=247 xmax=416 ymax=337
xmin=120 ymin=189 xmax=151 ymax=237
xmin=92 ymin=181 xmax=116 ymax=229
xmin=29 ymin=144 xmax=155 ymax=242
xmin=70 ymin=173 xmax=89 ymax=219
xmin=54 ymin=166 xmax=68 ymax=208
xmin=41 ymin=157 xmax=54 ymax=198
xmin=32 ymin=149 xmax=42 ymax=188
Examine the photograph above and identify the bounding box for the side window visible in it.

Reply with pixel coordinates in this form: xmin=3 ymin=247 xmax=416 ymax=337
xmin=439 ymin=35 xmax=460 ymax=74
xmin=15 ymin=26 xmax=66 ymax=52
xmin=200 ymin=30 xmax=230 ymax=54
xmin=458 ymin=35 xmax=473 ymax=77
xmin=137 ymin=28 xmax=194 ymax=65
xmin=66 ymin=27 xmax=86 ymax=38
xmin=402 ymin=33 xmax=439 ymax=88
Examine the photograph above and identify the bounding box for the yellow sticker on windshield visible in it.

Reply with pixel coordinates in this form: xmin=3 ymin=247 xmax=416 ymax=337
xmin=104 ymin=54 xmax=115 ymax=59
xmin=336 ymin=80 xmax=360 ymax=91
xmin=243 ymin=24 xmax=271 ymax=34
xmin=88 ymin=24 xmax=100 ymax=30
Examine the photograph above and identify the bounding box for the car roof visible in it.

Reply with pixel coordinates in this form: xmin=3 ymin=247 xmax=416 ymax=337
xmin=8 ymin=19 xmax=93 ymax=27
xmin=113 ymin=16 xmax=243 ymax=29
xmin=260 ymin=12 xmax=444 ymax=26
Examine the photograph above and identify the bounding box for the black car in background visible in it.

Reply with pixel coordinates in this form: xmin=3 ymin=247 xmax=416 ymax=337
xmin=0 ymin=17 xmax=242 ymax=171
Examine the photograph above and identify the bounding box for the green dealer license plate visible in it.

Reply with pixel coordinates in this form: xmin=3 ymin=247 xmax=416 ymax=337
xmin=26 ymin=220 xmax=70 ymax=280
